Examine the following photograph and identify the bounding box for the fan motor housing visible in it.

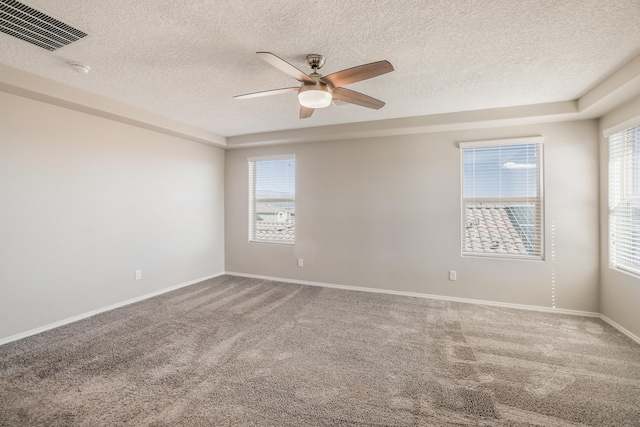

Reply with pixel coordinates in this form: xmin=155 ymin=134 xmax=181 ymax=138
xmin=305 ymin=54 xmax=326 ymax=70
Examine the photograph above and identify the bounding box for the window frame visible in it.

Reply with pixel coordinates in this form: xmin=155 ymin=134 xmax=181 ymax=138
xmin=248 ymin=154 xmax=296 ymax=245
xmin=459 ymin=136 xmax=544 ymax=260
xmin=608 ymin=124 xmax=640 ymax=276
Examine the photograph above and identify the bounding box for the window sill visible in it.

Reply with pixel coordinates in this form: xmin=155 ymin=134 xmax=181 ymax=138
xmin=249 ymin=240 xmax=295 ymax=246
xmin=462 ymin=253 xmax=544 ymax=262
xmin=609 ymin=265 xmax=640 ymax=279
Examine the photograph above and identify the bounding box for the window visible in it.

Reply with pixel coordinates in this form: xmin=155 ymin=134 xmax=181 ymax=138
xmin=609 ymin=125 xmax=640 ymax=275
xmin=460 ymin=137 xmax=544 ymax=259
xmin=248 ymin=155 xmax=296 ymax=244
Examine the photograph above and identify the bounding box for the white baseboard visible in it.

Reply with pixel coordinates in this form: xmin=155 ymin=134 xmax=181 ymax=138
xmin=230 ymin=272 xmax=640 ymax=344
xmin=5 ymin=271 xmax=638 ymax=348
xmin=600 ymin=314 xmax=640 ymax=345
xmin=0 ymin=272 xmax=225 ymax=347
xmin=225 ymin=271 xmax=600 ymax=318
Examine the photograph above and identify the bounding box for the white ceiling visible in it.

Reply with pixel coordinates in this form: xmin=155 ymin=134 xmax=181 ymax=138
xmin=1 ymin=0 xmax=640 ymax=138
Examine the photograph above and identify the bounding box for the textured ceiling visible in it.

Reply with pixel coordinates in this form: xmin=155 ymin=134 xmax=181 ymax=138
xmin=1 ymin=0 xmax=639 ymax=137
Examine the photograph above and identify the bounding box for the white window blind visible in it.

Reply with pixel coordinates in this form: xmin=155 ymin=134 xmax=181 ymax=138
xmin=609 ymin=125 xmax=640 ymax=275
xmin=248 ymin=155 xmax=296 ymax=244
xmin=460 ymin=137 xmax=544 ymax=259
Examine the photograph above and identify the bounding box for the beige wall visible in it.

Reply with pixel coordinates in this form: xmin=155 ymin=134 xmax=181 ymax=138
xmin=6 ymin=81 xmax=635 ymax=341
xmin=0 ymin=91 xmax=225 ymax=341
xmin=599 ymin=95 xmax=640 ymax=339
xmin=225 ymin=120 xmax=600 ymax=312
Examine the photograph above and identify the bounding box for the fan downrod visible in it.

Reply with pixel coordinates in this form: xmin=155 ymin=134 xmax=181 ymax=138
xmin=305 ymin=54 xmax=326 ymax=71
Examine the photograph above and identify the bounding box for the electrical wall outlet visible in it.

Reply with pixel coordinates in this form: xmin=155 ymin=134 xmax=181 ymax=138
xmin=297 ymin=258 xmax=304 ymax=267
xmin=135 ymin=269 xmax=142 ymax=280
xmin=449 ymin=270 xmax=457 ymax=281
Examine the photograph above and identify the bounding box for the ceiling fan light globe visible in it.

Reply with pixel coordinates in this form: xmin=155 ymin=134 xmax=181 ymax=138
xmin=298 ymin=86 xmax=332 ymax=109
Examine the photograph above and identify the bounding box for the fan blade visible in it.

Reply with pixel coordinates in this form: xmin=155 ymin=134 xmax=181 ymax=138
xmin=234 ymin=87 xmax=299 ymax=99
xmin=323 ymin=60 xmax=394 ymax=88
xmin=257 ymin=52 xmax=314 ymax=83
xmin=331 ymin=87 xmax=385 ymax=109
xmin=300 ymin=106 xmax=314 ymax=119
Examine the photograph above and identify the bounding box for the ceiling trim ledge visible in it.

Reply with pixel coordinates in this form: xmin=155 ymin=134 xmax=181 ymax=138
xmin=0 ymin=64 xmax=227 ymax=148
xmin=226 ymin=101 xmax=580 ymax=148
xmin=578 ymin=54 xmax=640 ymax=118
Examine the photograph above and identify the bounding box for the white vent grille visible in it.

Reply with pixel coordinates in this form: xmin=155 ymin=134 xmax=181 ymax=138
xmin=0 ymin=0 xmax=87 ymax=51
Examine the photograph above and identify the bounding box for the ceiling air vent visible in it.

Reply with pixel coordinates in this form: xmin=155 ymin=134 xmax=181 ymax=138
xmin=0 ymin=0 xmax=87 ymax=51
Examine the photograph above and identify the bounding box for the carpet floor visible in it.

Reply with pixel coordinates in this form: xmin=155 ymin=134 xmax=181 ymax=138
xmin=1 ymin=275 xmax=639 ymax=426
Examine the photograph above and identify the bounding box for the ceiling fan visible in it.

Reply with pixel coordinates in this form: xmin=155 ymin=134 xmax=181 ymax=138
xmin=234 ymin=52 xmax=394 ymax=119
